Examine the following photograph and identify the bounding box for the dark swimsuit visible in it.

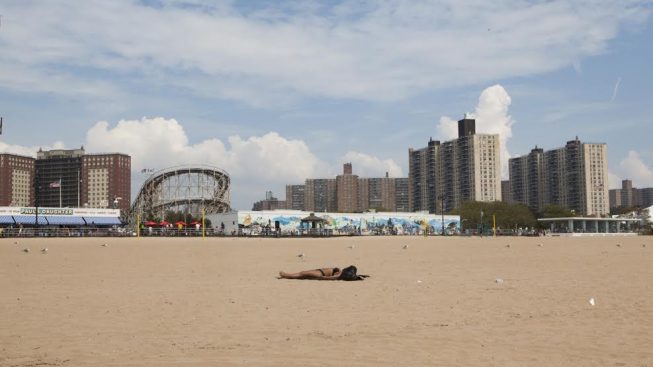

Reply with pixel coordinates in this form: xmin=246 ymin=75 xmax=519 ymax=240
xmin=318 ymin=268 xmax=340 ymax=276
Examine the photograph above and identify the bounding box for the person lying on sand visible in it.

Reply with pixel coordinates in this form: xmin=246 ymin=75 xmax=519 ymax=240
xmin=278 ymin=265 xmax=368 ymax=281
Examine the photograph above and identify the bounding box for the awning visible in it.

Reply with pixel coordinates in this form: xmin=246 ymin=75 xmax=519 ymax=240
xmin=0 ymin=215 xmax=16 ymax=224
xmin=83 ymin=217 xmax=121 ymax=226
xmin=12 ymin=215 xmax=48 ymax=225
xmin=45 ymin=216 xmax=86 ymax=226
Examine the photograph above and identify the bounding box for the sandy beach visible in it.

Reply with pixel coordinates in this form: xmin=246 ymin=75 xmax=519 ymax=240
xmin=1 ymin=235 xmax=652 ymax=366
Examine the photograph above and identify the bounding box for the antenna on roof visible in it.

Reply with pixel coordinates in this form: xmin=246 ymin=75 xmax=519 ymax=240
xmin=0 ymin=117 xmax=3 ymax=135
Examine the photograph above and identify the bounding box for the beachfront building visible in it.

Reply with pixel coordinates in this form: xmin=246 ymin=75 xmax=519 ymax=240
xmin=0 ymin=206 xmax=122 ymax=228
xmin=34 ymin=147 xmax=131 ymax=213
xmin=609 ymin=179 xmax=653 ymax=211
xmin=508 ymin=146 xmax=545 ymax=213
xmin=336 ymin=163 xmax=359 ymax=212
xmin=81 ymin=153 xmax=131 ymax=214
xmin=0 ymin=153 xmax=35 ymax=207
xmin=409 ymin=115 xmax=501 ymax=213
xmin=509 ymin=138 xmax=609 ymax=216
xmin=285 ymin=185 xmax=305 ymax=210
xmin=285 ymin=164 xmax=409 ymax=213
xmin=304 ymin=178 xmax=337 ymax=212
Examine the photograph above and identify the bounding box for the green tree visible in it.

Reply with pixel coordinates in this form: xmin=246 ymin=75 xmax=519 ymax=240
xmin=456 ymin=201 xmax=536 ymax=232
xmin=539 ymin=205 xmax=574 ymax=218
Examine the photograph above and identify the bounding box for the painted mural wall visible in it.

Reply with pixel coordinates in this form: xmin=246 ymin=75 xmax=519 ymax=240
xmin=208 ymin=210 xmax=460 ymax=235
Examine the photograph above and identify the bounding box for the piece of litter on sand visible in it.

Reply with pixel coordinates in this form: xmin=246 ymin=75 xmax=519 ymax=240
xmin=348 ymin=245 xmax=355 ymax=249
xmin=22 ymin=248 xmax=30 ymax=253
xmin=101 ymin=243 xmax=108 ymax=247
xmin=402 ymin=244 xmax=409 ymax=249
xmin=588 ymin=298 xmax=596 ymax=306
xmin=41 ymin=248 xmax=48 ymax=254
xmin=616 ymin=243 xmax=621 ymax=248
xmin=505 ymin=244 xmax=511 ymax=248
xmin=297 ymin=253 xmax=305 ymax=259
xmin=642 ymin=244 xmax=646 ymax=248
xmin=538 ymin=243 xmax=543 ymax=247
xmin=417 ymin=280 xmax=422 ymax=284
xmin=495 ymin=278 xmax=504 ymax=284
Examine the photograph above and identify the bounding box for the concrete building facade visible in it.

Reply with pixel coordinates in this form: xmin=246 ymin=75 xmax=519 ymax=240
xmin=285 ymin=184 xmax=305 ymax=211
xmin=0 ymin=153 xmax=35 ymax=207
xmin=304 ymin=178 xmax=337 ymax=213
xmin=409 ymin=116 xmax=501 ymax=213
xmin=509 ymin=147 xmax=545 ymax=213
xmin=510 ymin=138 xmax=609 ymax=216
xmin=609 ymin=179 xmax=653 ymax=210
xmin=336 ymin=163 xmax=359 ymax=213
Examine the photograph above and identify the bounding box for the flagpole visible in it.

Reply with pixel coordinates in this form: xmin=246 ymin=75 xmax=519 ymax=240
xmin=59 ymin=178 xmax=62 ymax=208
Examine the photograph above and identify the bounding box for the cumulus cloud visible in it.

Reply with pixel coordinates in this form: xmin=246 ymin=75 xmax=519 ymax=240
xmin=0 ymin=1 xmax=649 ymax=105
xmin=616 ymin=151 xmax=653 ymax=187
xmin=0 ymin=140 xmax=66 ymax=157
xmin=437 ymin=85 xmax=514 ymax=178
xmin=85 ymin=117 xmax=333 ymax=208
xmin=340 ymin=151 xmax=403 ymax=178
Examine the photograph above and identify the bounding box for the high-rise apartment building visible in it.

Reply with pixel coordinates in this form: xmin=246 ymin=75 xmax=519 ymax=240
xmin=336 ymin=163 xmax=359 ymax=212
xmin=609 ymin=179 xmax=653 ymax=210
xmin=304 ymin=178 xmax=337 ymax=212
xmin=409 ymin=116 xmax=501 ymax=213
xmin=0 ymin=153 xmax=35 ymax=206
xmin=510 ymin=138 xmax=609 ymax=216
xmin=501 ymin=180 xmax=512 ymax=204
xmin=408 ymin=139 xmax=440 ymax=213
xmin=285 ymin=184 xmax=305 ymax=210
xmin=508 ymin=147 xmax=544 ymax=213
xmin=282 ymin=166 xmax=409 ymax=213
xmin=81 ymin=153 xmax=131 ymax=214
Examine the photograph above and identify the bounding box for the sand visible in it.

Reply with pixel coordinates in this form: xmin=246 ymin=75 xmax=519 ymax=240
xmin=1 ymin=235 xmax=652 ymax=366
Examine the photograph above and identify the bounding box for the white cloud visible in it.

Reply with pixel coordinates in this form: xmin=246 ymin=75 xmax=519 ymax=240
xmin=340 ymin=151 xmax=403 ymax=178
xmin=0 ymin=140 xmax=66 ymax=157
xmin=85 ymin=117 xmax=333 ymax=208
xmin=0 ymin=1 xmax=649 ymax=105
xmin=616 ymin=151 xmax=653 ymax=187
xmin=437 ymin=84 xmax=514 ymax=178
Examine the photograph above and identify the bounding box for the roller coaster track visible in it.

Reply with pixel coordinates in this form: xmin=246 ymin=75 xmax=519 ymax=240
xmin=130 ymin=165 xmax=230 ymax=223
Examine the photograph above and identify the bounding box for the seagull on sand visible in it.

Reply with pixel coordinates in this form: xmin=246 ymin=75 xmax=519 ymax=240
xmin=402 ymin=244 xmax=409 ymax=249
xmin=297 ymin=253 xmax=305 ymax=259
xmin=41 ymin=248 xmax=48 ymax=254
xmin=101 ymin=243 xmax=109 ymax=247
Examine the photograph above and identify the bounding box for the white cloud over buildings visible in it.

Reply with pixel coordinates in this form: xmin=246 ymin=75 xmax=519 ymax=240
xmin=616 ymin=151 xmax=653 ymax=188
xmin=437 ymin=84 xmax=514 ymax=179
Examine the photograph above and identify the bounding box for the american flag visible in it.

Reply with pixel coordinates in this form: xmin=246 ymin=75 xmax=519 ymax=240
xmin=49 ymin=180 xmax=61 ymax=188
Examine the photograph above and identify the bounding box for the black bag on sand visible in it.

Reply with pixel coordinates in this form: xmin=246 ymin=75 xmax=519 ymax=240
xmin=338 ymin=265 xmax=370 ymax=281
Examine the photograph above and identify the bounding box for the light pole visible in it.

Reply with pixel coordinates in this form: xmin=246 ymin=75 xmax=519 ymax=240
xmin=438 ymin=194 xmax=445 ymax=236
xmin=480 ymin=209 xmax=484 ymax=237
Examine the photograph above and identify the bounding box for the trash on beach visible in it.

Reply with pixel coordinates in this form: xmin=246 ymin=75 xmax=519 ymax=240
xmin=417 ymin=280 xmax=423 ymax=284
xmin=22 ymin=248 xmax=30 ymax=253
xmin=643 ymin=244 xmax=646 ymax=248
xmin=348 ymin=245 xmax=355 ymax=249
xmin=616 ymin=243 xmax=621 ymax=247
xmin=297 ymin=253 xmax=305 ymax=259
xmin=588 ymin=298 xmax=596 ymax=306
xmin=402 ymin=244 xmax=409 ymax=249
xmin=101 ymin=243 xmax=109 ymax=247
xmin=538 ymin=243 xmax=543 ymax=247
xmin=41 ymin=248 xmax=48 ymax=254
xmin=495 ymin=278 xmax=504 ymax=284
xmin=505 ymin=244 xmax=511 ymax=248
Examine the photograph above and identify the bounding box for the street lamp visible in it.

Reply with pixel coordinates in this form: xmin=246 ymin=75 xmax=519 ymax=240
xmin=438 ymin=194 xmax=445 ymax=236
xmin=480 ymin=209 xmax=484 ymax=237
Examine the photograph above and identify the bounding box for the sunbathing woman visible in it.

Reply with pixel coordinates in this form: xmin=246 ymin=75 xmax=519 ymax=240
xmin=279 ymin=265 xmax=368 ymax=281
xmin=279 ymin=267 xmax=341 ymax=280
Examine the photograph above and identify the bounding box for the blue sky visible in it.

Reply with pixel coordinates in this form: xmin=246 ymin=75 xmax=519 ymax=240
xmin=1 ymin=0 xmax=652 ymax=209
